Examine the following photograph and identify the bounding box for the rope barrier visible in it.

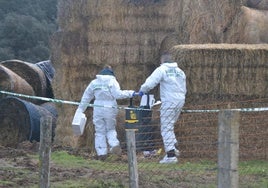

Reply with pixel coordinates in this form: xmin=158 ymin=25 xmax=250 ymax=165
xmin=0 ymin=90 xmax=267 ymax=112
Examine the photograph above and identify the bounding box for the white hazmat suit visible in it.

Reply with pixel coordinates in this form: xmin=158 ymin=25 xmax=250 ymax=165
xmin=140 ymin=59 xmax=186 ymax=163
xmin=77 ymin=68 xmax=134 ymax=157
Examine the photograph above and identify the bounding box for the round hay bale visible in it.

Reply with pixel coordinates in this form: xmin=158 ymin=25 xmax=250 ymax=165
xmin=0 ymin=60 xmax=47 ymax=97
xmin=0 ymin=64 xmax=35 ymax=96
xmin=0 ymin=97 xmax=57 ymax=147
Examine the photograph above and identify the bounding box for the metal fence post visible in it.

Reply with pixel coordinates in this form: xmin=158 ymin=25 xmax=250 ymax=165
xmin=218 ymin=110 xmax=239 ymax=188
xmin=126 ymin=129 xmax=139 ymax=188
xmin=39 ymin=116 xmax=52 ymax=188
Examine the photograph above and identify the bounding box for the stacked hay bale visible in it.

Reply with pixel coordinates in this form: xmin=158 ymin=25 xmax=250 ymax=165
xmin=163 ymin=0 xmax=267 ymax=44
xmin=0 ymin=60 xmax=57 ymax=147
xmin=174 ymin=0 xmax=244 ymax=44
xmin=51 ymin=0 xmax=267 ymax=159
xmin=171 ymin=44 xmax=268 ymax=102
xmin=51 ymin=0 xmax=182 ymax=147
xmin=170 ymin=44 xmax=268 ymax=159
xmin=226 ymin=6 xmax=268 ymax=43
xmin=1 ymin=60 xmax=47 ymax=99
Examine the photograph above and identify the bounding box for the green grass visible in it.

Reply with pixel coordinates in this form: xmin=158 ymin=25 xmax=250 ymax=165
xmin=239 ymin=160 xmax=268 ymax=175
xmin=51 ymin=151 xmax=87 ymax=168
xmin=51 ymin=151 xmax=129 ymax=171
xmin=1 ymin=151 xmax=267 ymax=188
xmin=49 ymin=152 xmax=267 ymax=187
xmin=239 ymin=160 xmax=268 ymax=188
xmin=51 ymin=179 xmax=125 ymax=188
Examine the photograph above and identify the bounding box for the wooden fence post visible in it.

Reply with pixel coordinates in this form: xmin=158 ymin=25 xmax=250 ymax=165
xmin=218 ymin=110 xmax=240 ymax=188
xmin=39 ymin=116 xmax=52 ymax=188
xmin=126 ymin=129 xmax=139 ymax=188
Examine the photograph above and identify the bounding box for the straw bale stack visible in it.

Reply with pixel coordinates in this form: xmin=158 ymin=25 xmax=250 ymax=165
xmin=1 ymin=60 xmax=47 ymax=98
xmin=0 ymin=59 xmax=57 ymax=147
xmin=52 ymin=0 xmax=182 ymax=146
xmin=227 ymin=6 xmax=268 ymax=43
xmin=170 ymin=44 xmax=268 ymax=159
xmin=51 ymin=0 xmax=267 ymax=149
xmin=170 ymin=44 xmax=268 ymax=103
xmin=0 ymin=64 xmax=35 ymax=97
xmin=177 ymin=0 xmax=244 ymax=44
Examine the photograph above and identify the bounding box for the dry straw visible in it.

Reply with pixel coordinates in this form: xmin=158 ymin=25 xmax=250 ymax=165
xmin=170 ymin=44 xmax=268 ymax=104
xmin=1 ymin=60 xmax=47 ymax=98
xmin=52 ymin=0 xmax=181 ymax=147
xmin=52 ymin=1 xmax=268 ymax=151
xmin=169 ymin=44 xmax=268 ymax=159
xmin=0 ymin=64 xmax=35 ymax=97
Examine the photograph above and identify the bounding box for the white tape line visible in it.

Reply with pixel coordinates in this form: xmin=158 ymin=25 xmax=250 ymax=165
xmin=0 ymin=90 xmax=137 ymax=110
xmin=1 ymin=90 xmax=267 ymax=112
xmin=182 ymin=107 xmax=268 ymax=113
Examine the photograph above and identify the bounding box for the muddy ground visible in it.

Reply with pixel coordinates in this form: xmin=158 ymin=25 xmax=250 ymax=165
xmin=0 ymin=142 xmax=174 ymax=188
xmin=1 ymin=140 xmax=267 ymax=188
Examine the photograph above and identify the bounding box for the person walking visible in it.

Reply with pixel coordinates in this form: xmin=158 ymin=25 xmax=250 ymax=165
xmin=76 ymin=65 xmax=136 ymax=160
xmin=138 ymin=52 xmax=187 ymax=164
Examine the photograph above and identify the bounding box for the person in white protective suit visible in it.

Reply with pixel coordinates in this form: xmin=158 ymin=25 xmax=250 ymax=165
xmin=138 ymin=52 xmax=187 ymax=164
xmin=76 ymin=65 xmax=137 ymax=160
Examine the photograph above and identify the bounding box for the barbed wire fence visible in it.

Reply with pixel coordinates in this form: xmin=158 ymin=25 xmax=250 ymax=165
xmin=0 ymin=91 xmax=267 ymax=187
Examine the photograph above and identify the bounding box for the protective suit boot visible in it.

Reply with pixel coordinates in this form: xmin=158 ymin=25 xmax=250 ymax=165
xmin=159 ymin=149 xmax=178 ymax=164
xmin=159 ymin=155 xmax=178 ymax=164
